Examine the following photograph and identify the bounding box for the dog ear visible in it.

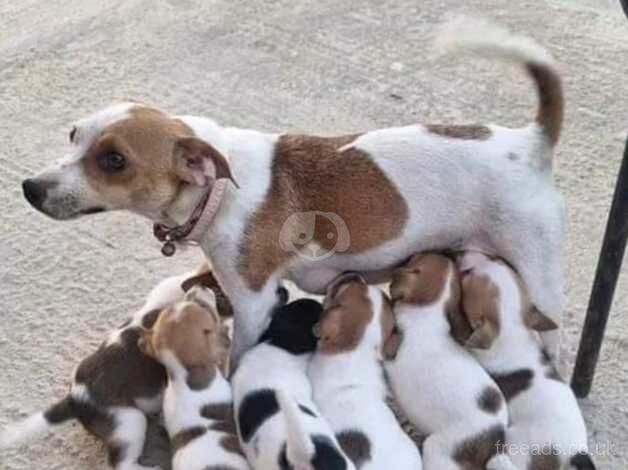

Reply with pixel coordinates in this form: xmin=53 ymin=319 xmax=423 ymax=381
xmin=137 ymin=329 xmax=156 ymax=358
xmin=174 ymin=136 xmax=238 ymax=187
xmin=525 ymin=306 xmax=559 ymax=332
xmin=325 ymin=272 xmax=366 ymax=303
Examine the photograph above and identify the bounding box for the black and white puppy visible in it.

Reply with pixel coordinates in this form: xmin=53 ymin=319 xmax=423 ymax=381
xmin=232 ymin=298 xmax=355 ymax=470
xmin=0 ymin=265 xmax=229 ymax=470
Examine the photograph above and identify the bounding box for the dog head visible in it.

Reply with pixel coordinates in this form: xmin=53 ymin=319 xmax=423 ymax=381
xmin=390 ymin=252 xmax=470 ymax=343
xmin=458 ymin=251 xmax=558 ymax=350
xmin=138 ymin=285 xmax=230 ymax=384
xmin=315 ymin=272 xmax=398 ymax=360
xmin=22 ymin=103 xmax=236 ymax=222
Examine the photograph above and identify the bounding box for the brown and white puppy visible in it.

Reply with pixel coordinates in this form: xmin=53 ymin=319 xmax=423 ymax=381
xmin=138 ymin=285 xmax=249 ymax=470
xmin=22 ymin=19 xmax=565 ymax=362
xmin=308 ymin=273 xmax=423 ymax=470
xmin=385 ymin=253 xmax=515 ymax=470
xmin=458 ymin=252 xmax=594 ymax=470
xmin=0 ymin=263 xmax=231 ymax=470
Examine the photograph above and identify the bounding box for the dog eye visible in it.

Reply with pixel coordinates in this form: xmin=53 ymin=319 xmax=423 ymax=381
xmin=69 ymin=127 xmax=77 ymax=143
xmin=97 ymin=152 xmax=127 ymax=172
xmin=203 ymin=328 xmax=212 ymax=335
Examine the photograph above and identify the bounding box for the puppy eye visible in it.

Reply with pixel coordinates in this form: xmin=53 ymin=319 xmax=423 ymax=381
xmin=97 ymin=152 xmax=127 ymax=172
xmin=203 ymin=328 xmax=212 ymax=335
xmin=69 ymin=127 xmax=77 ymax=143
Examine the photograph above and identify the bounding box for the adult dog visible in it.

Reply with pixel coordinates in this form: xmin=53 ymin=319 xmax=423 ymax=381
xmin=22 ymin=19 xmax=565 ymax=362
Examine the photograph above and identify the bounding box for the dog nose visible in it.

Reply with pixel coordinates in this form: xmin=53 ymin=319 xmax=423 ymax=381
xmin=22 ymin=178 xmax=48 ymax=209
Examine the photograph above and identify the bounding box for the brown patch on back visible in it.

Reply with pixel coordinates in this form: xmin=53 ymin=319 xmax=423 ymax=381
xmin=453 ymin=425 xmax=505 ymax=469
xmin=318 ymin=280 xmax=374 ymax=353
xmin=477 ymin=386 xmax=503 ymax=415
xmin=389 ymin=253 xmax=451 ymax=305
xmin=336 ymin=430 xmax=372 ymax=468
xmin=238 ymin=134 xmax=409 ymax=290
xmin=74 ymin=326 xmax=166 ymax=408
xmin=425 ymin=124 xmax=492 ymax=140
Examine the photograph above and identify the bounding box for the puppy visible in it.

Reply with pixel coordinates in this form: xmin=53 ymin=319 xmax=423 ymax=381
xmin=24 ymin=18 xmax=566 ymax=363
xmin=458 ymin=252 xmax=594 ymax=470
xmin=138 ymin=285 xmax=249 ymax=470
xmin=385 ymin=253 xmax=514 ymax=470
xmin=0 ymin=263 xmax=228 ymax=470
xmin=232 ymin=298 xmax=355 ymax=470
xmin=308 ymin=273 xmax=423 ymax=470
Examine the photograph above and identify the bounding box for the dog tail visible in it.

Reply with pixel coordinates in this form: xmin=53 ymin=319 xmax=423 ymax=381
xmin=276 ymin=390 xmax=316 ymax=469
xmin=570 ymin=451 xmax=596 ymax=470
xmin=0 ymin=396 xmax=76 ymax=449
xmin=435 ymin=16 xmax=563 ymax=147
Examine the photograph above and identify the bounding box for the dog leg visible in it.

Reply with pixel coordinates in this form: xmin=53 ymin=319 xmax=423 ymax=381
xmin=229 ymin=279 xmax=284 ymax=366
xmin=107 ymin=407 xmax=159 ymax=470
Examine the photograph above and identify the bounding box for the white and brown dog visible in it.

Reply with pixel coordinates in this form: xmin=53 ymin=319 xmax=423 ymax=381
xmin=0 ymin=264 xmax=226 ymax=470
xmin=458 ymin=252 xmax=594 ymax=470
xmin=232 ymin=297 xmax=355 ymax=470
xmin=308 ymin=273 xmax=423 ymax=470
xmin=386 ymin=253 xmax=514 ymax=470
xmin=22 ymin=19 xmax=565 ymax=362
xmin=138 ymin=285 xmax=249 ymax=470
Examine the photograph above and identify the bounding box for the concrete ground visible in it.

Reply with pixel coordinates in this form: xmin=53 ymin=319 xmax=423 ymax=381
xmin=1 ymin=0 xmax=627 ymax=468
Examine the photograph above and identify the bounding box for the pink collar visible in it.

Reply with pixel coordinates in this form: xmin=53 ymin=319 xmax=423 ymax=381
xmin=153 ymin=179 xmax=228 ymax=256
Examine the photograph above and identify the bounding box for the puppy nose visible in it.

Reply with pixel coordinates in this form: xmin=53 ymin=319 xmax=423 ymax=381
xmin=22 ymin=178 xmax=47 ymax=209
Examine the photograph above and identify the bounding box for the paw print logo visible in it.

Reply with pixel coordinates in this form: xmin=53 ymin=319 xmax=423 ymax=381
xmin=279 ymin=211 xmax=351 ymax=261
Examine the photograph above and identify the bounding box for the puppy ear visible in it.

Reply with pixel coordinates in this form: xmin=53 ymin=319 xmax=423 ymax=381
xmin=382 ymin=327 xmax=403 ymax=360
xmin=326 ymin=272 xmax=366 ymax=301
xmin=174 ymin=137 xmax=238 ymax=187
xmin=138 ymin=329 xmax=156 ymax=358
xmin=460 ymin=274 xmax=499 ymax=350
xmin=185 ymin=286 xmax=217 ymax=317
xmin=317 ymin=306 xmax=344 ymax=349
xmin=525 ymin=307 xmax=559 ymax=332
xmin=465 ymin=321 xmax=497 ymax=350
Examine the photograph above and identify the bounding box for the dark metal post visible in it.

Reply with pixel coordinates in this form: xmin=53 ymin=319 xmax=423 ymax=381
xmin=571 ymin=135 xmax=628 ymax=397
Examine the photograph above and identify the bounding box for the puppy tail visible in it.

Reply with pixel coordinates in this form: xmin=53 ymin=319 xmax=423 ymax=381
xmin=570 ymin=451 xmax=596 ymax=470
xmin=435 ymin=16 xmax=563 ymax=147
xmin=276 ymin=390 xmax=316 ymax=469
xmin=0 ymin=396 xmax=76 ymax=449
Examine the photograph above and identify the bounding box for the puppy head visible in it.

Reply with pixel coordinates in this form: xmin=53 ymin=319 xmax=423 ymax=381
xmin=138 ymin=285 xmax=229 ymax=372
xmin=390 ymin=253 xmax=454 ymax=305
xmin=390 ymin=253 xmax=470 ymax=342
xmin=316 ymin=273 xmax=398 ymax=359
xmin=258 ymin=298 xmax=322 ymax=355
xmin=458 ymin=252 xmax=558 ymax=350
xmin=22 ymin=103 xmax=236 ymax=222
